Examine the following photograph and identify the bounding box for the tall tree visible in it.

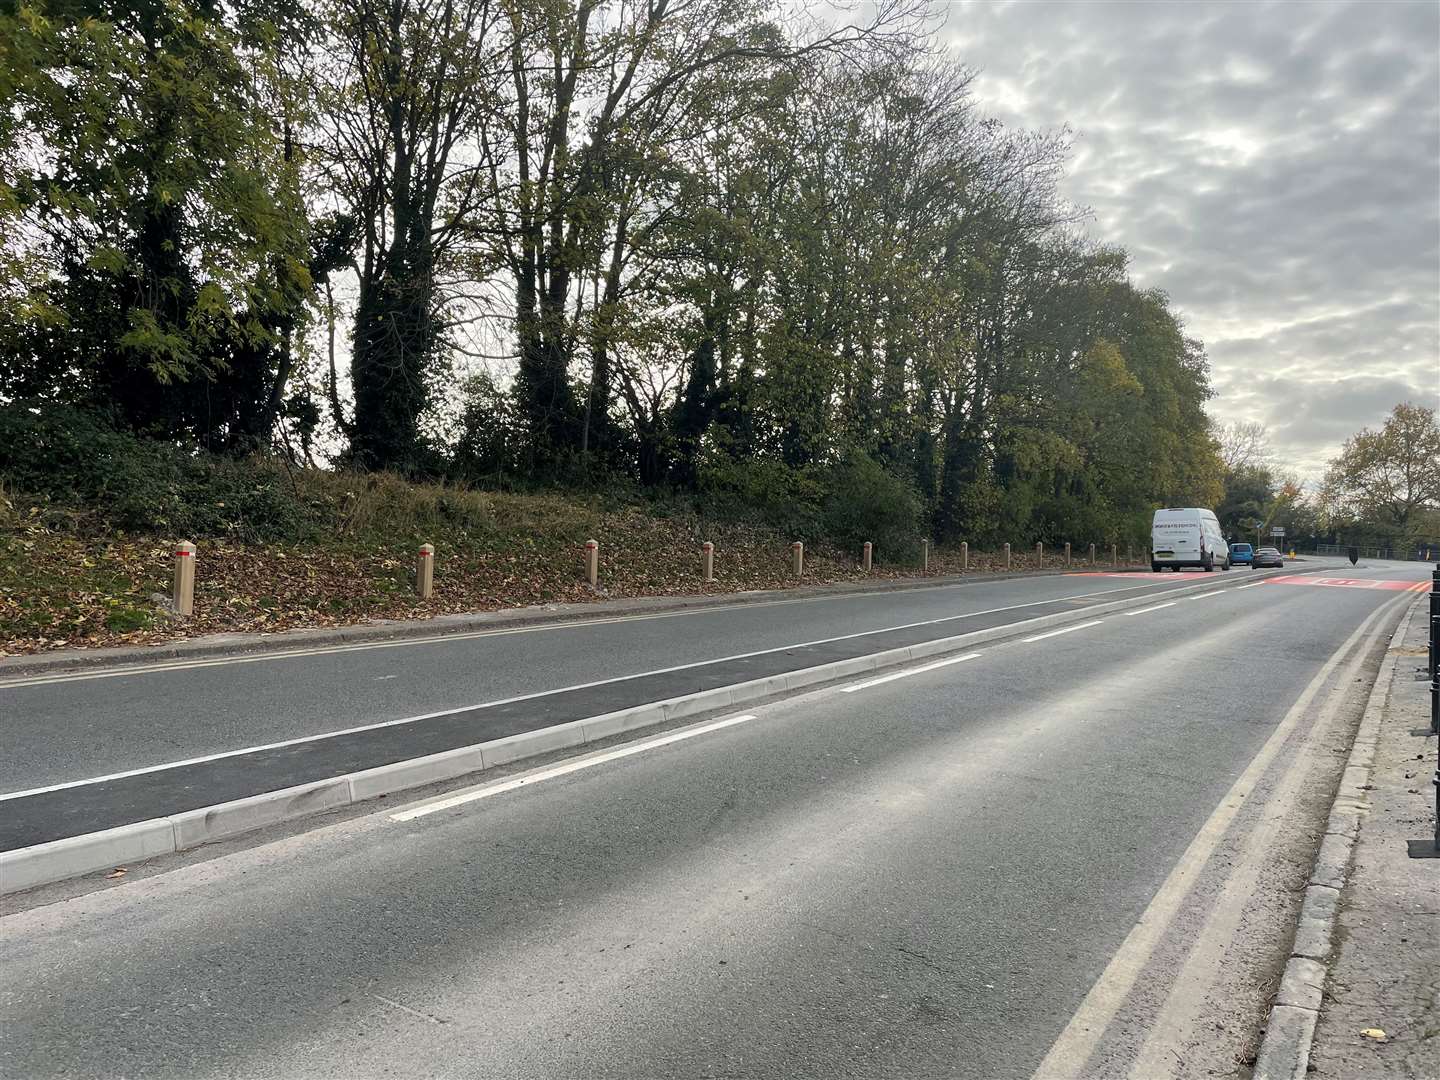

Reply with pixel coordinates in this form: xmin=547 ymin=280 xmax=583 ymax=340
xmin=317 ymin=0 xmax=504 ymax=471
xmin=0 ymin=0 xmax=312 ymax=452
xmin=1321 ymin=402 xmax=1440 ymax=539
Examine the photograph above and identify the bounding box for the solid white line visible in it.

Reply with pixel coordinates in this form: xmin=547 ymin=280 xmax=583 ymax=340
xmin=1022 ymin=620 xmax=1103 ymax=643
xmin=1233 ymin=583 xmax=1262 ymax=590
xmin=1118 ymin=602 xmax=1176 ymax=616
xmin=1031 ymin=591 xmax=1407 ymax=1078
xmin=0 ymin=589 xmax=1180 ymax=800
xmin=389 ymin=714 xmax=758 ymax=822
xmin=1186 ymin=591 xmax=1225 ymax=600
xmin=0 ymin=578 xmax=1207 ymax=689
xmin=1125 ymin=596 xmax=1405 ymax=1078
xmin=838 ymin=653 xmax=982 ymax=693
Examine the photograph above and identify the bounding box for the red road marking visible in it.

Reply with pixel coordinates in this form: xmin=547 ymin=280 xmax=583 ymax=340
xmin=1259 ymin=576 xmax=1426 ymax=591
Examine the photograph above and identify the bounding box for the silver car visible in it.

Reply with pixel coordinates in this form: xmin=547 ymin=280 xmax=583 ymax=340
xmin=1252 ymin=546 xmax=1285 ymax=568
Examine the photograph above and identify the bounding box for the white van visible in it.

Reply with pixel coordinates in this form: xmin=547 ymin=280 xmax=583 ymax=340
xmin=1151 ymin=507 xmax=1230 ymax=572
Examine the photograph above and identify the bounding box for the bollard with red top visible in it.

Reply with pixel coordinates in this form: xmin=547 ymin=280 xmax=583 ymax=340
xmin=584 ymin=539 xmax=599 ymax=589
xmin=415 ymin=543 xmax=434 ymax=599
xmin=172 ymin=541 xmax=196 ymax=616
xmin=791 ymin=541 xmax=804 ymax=579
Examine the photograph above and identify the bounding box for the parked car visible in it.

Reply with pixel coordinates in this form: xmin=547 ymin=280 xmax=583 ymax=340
xmin=1252 ymin=546 xmax=1285 ymax=568
xmin=1229 ymin=542 xmax=1254 ymax=566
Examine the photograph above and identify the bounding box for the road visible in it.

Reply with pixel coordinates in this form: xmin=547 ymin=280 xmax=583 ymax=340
xmin=0 ymin=559 xmax=1429 ymax=1078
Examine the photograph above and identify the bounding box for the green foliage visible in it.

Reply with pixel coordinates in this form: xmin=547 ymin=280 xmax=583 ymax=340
xmin=0 ymin=0 xmax=312 ymax=452
xmin=696 ymin=456 xmax=823 ymax=539
xmin=3 ymin=3 xmax=1227 ymax=555
xmin=1321 ymin=403 xmax=1440 ymax=546
xmin=0 ymin=404 xmax=313 ymax=541
xmin=819 ymin=452 xmax=924 ymax=563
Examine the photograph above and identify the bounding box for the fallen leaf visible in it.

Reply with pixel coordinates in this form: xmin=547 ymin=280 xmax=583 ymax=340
xmin=1360 ymin=1028 xmax=1387 ymax=1042
xmin=107 ymin=867 xmax=128 ymax=879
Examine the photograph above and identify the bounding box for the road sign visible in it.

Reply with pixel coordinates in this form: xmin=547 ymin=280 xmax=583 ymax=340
xmin=1271 ymin=526 xmax=1285 ymax=537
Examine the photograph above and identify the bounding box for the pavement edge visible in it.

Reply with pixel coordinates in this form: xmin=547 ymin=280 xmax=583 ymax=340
xmin=1250 ymin=595 xmax=1420 ymax=1080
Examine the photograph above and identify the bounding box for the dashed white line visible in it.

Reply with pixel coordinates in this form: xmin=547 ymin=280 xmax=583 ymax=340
xmin=1233 ymin=583 xmax=1262 ymax=590
xmin=838 ymin=653 xmax=983 ymax=694
xmin=1022 ymin=620 xmax=1103 ymax=643
xmin=1119 ymin=602 xmax=1177 ymax=617
xmin=389 ymin=713 xmax=758 ymax=822
xmin=1186 ymin=591 xmax=1225 ymax=600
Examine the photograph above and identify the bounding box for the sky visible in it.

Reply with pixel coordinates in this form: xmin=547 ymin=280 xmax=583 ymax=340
xmin=941 ymin=0 xmax=1440 ymax=479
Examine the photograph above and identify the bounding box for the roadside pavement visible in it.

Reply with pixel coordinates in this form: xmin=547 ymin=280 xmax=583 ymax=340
xmin=1306 ymin=599 xmax=1440 ymax=1077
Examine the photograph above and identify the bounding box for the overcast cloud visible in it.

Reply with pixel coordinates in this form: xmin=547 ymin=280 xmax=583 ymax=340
xmin=943 ymin=0 xmax=1439 ymax=478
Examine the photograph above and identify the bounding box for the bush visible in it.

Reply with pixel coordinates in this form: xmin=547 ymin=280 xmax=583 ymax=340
xmin=696 ymin=456 xmax=823 ymax=538
xmin=820 ymin=451 xmax=924 ymax=563
xmin=0 ymin=403 xmax=316 ymax=541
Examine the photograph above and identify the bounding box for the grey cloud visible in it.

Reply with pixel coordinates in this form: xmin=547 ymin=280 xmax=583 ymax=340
xmin=946 ymin=1 xmax=1438 ymax=477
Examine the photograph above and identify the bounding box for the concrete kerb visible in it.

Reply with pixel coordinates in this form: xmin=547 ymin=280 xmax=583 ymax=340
xmin=1251 ymin=596 xmax=1419 ymax=1080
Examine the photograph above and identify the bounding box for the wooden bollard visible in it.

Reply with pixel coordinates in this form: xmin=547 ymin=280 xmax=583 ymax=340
xmin=961 ymin=541 xmax=968 ymax=570
xmin=1035 ymin=541 xmax=1043 ymax=567
xmin=1064 ymin=542 xmax=1072 ymax=567
xmin=584 ymin=539 xmax=599 ymax=588
xmin=1003 ymin=543 xmax=1011 ymax=569
xmin=1111 ymin=544 xmax=1118 ymax=567
xmin=1089 ymin=543 xmax=1096 ymax=566
xmin=415 ymin=543 xmax=434 ymax=599
xmin=702 ymin=541 xmax=714 ymax=582
xmin=172 ymin=540 xmax=196 ymax=616
xmin=790 ymin=541 xmax=804 ymax=578
xmin=862 ymin=541 xmax=872 ymax=572
xmin=922 ymin=539 xmax=929 ymax=572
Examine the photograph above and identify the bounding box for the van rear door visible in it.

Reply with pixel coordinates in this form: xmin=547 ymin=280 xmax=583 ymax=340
xmin=1152 ymin=511 xmax=1202 ymax=561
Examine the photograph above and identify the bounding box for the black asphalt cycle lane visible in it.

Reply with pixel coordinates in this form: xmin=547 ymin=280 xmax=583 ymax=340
xmin=1 ymin=583 xmax=1175 ymax=851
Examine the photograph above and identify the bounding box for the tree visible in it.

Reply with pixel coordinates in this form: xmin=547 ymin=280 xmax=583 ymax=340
xmin=316 ymin=0 xmax=505 ymax=471
xmin=1215 ymin=420 xmax=1271 ymax=474
xmin=1321 ymin=402 xmax=1440 ymax=541
xmin=0 ymin=0 xmax=312 ymax=453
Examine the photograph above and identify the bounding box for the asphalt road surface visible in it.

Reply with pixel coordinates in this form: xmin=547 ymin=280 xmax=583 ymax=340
xmin=0 ymin=559 xmax=1429 ymax=1078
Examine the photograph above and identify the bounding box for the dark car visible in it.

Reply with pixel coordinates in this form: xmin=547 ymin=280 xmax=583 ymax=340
xmin=1229 ymin=542 xmax=1253 ymax=566
xmin=1252 ymin=546 xmax=1284 ymax=568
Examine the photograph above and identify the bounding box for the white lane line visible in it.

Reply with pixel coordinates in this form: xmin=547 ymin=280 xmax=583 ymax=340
xmin=1233 ymin=582 xmax=1262 ymax=590
xmin=1186 ymin=591 xmax=1225 ymax=600
xmin=0 ymin=590 xmax=1181 ymax=800
xmin=389 ymin=714 xmax=758 ymax=822
xmin=1031 ymin=590 xmax=1408 ymax=1078
xmin=839 ymin=653 xmax=983 ymax=694
xmin=1118 ymin=602 xmax=1176 ymax=617
xmin=1022 ymin=620 xmax=1103 ymax=643
xmin=0 ymin=578 xmax=1211 ymax=689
